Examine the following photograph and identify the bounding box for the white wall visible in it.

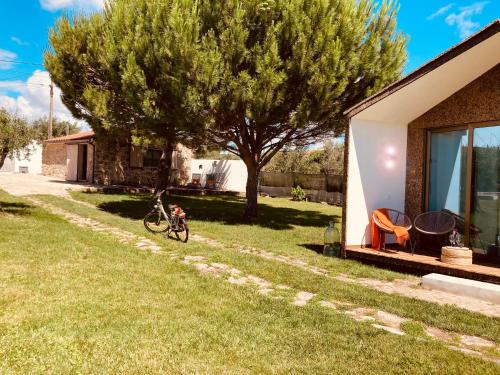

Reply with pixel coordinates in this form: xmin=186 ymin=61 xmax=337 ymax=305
xmin=191 ymin=159 xmax=247 ymax=193
xmin=0 ymin=142 xmax=42 ymax=174
xmin=345 ymin=119 xmax=407 ymax=246
xmin=0 ymin=156 xmax=15 ymax=172
xmin=66 ymin=144 xmax=78 ymax=181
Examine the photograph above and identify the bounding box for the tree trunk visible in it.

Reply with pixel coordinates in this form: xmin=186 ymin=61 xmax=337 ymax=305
xmin=0 ymin=150 xmax=8 ymax=171
xmin=154 ymin=139 xmax=175 ymax=196
xmin=243 ymin=162 xmax=260 ymax=220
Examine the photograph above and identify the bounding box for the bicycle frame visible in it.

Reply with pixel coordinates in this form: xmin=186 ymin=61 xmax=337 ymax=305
xmin=152 ymin=196 xmax=181 ymax=230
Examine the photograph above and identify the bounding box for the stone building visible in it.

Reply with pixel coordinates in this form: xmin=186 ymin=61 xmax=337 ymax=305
xmin=42 ymin=131 xmax=192 ymax=187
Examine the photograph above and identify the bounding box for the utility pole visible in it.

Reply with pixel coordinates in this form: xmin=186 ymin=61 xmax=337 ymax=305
xmin=48 ymin=81 xmax=54 ymax=139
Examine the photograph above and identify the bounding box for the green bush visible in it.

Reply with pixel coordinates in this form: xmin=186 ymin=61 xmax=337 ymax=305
xmin=291 ymin=186 xmax=306 ymax=201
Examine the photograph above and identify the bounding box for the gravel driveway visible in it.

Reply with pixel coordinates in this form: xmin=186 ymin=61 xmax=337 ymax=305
xmin=0 ymin=172 xmax=92 ymax=196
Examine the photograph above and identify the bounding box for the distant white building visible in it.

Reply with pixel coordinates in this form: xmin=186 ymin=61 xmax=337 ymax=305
xmin=191 ymin=159 xmax=247 ymax=193
xmin=0 ymin=141 xmax=43 ymax=174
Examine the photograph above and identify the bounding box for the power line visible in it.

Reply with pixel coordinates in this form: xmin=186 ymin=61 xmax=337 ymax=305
xmin=0 ymin=82 xmax=50 ymax=87
xmin=0 ymin=58 xmax=44 ymax=67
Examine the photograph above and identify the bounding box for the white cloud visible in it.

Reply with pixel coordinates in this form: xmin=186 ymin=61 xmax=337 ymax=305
xmin=0 ymin=49 xmax=17 ymax=70
xmin=427 ymin=3 xmax=455 ymax=20
xmin=40 ymin=0 xmax=105 ymax=12
xmin=0 ymin=70 xmax=87 ymax=127
xmin=445 ymin=1 xmax=489 ymax=38
xmin=10 ymin=36 xmax=30 ymax=46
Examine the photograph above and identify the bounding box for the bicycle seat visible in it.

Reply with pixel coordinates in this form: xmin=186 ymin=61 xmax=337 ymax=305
xmin=168 ymin=204 xmax=179 ymax=209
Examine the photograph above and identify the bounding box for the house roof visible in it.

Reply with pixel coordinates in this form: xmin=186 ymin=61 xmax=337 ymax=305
xmin=44 ymin=131 xmax=95 ymax=144
xmin=345 ymin=20 xmax=500 ymax=123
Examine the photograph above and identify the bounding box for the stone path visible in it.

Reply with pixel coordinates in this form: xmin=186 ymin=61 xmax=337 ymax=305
xmin=3 ymin=175 xmax=499 ymax=318
xmin=192 ymin=234 xmax=500 ymax=318
xmin=27 ymin=197 xmax=162 ymax=253
xmin=191 ymin=234 xmax=329 ymax=276
xmin=181 ymin=254 xmax=500 ymax=364
xmin=55 ymin=195 xmax=500 ymax=318
xmin=28 ymin=197 xmax=500 ymax=363
xmin=335 ymin=274 xmax=500 ymax=318
xmin=64 ymin=195 xmax=98 ymax=209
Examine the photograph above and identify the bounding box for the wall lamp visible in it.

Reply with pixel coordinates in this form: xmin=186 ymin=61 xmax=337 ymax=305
xmin=385 ymin=146 xmax=397 ymax=169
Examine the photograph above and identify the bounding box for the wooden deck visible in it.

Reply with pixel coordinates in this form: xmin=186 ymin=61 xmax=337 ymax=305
xmin=345 ymin=245 xmax=500 ymax=284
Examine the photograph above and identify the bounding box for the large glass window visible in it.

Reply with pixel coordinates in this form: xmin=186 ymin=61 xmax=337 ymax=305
xmin=470 ymin=126 xmax=500 ymax=255
xmin=428 ymin=130 xmax=468 ymax=217
xmin=427 ymin=124 xmax=500 ymax=258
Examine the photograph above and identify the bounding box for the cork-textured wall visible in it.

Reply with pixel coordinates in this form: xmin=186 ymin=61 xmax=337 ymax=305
xmin=42 ymin=143 xmax=67 ymax=178
xmin=405 ymin=63 xmax=500 ymax=219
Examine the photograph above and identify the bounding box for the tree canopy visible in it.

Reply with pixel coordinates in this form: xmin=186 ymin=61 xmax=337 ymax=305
xmin=0 ymin=109 xmax=35 ymax=170
xmin=31 ymin=117 xmax=81 ymax=142
xmin=191 ymin=0 xmax=406 ymax=217
xmin=264 ymin=141 xmax=344 ymax=175
xmin=46 ymin=0 xmax=406 ymax=218
xmin=44 ymin=0 xmax=205 ymax=189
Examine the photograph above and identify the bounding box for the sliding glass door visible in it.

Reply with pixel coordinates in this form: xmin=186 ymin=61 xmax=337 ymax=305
xmin=428 ymin=123 xmax=500 ymax=257
xmin=428 ymin=129 xmax=468 ymax=216
xmin=470 ymin=126 xmax=500 ymax=255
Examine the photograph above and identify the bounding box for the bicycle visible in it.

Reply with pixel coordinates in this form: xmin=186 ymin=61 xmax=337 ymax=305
xmin=143 ymin=192 xmax=189 ymax=242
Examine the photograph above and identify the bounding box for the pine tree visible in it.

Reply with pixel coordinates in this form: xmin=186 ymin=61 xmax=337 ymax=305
xmin=44 ymin=0 xmax=205 ymax=189
xmin=46 ymin=0 xmax=406 ymax=218
xmin=190 ymin=0 xmax=406 ymax=218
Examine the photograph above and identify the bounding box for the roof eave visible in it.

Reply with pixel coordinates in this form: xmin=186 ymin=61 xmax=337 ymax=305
xmin=344 ymin=19 xmax=500 ymax=119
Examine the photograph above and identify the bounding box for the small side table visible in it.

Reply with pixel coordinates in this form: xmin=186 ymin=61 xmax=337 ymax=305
xmin=441 ymin=246 xmax=472 ymax=266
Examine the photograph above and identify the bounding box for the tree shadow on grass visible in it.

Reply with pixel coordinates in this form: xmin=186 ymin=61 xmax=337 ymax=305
xmin=89 ymin=193 xmax=340 ymax=230
xmin=0 ymin=201 xmax=33 ymax=216
xmin=300 ymin=243 xmax=324 ymax=254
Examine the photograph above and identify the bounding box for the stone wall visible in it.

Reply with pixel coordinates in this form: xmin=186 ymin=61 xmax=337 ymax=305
xmin=174 ymin=144 xmax=193 ymax=185
xmin=405 ymin=63 xmax=500 ymax=219
xmin=93 ymin=137 xmax=192 ymax=187
xmin=42 ymin=143 xmax=67 ymax=178
xmin=86 ymin=144 xmax=94 ymax=183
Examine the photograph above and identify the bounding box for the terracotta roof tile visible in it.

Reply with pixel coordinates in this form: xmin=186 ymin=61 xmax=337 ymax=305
xmin=44 ymin=130 xmax=95 ymax=144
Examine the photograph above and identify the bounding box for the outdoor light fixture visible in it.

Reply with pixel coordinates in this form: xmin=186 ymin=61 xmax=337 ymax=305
xmin=385 ymin=146 xmax=396 ymax=169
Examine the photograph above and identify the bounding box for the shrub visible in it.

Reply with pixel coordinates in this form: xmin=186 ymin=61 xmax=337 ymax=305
xmin=291 ymin=186 xmax=306 ymax=201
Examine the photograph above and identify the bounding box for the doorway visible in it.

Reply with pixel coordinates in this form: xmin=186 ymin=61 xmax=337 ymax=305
xmin=427 ymin=122 xmax=500 ymax=257
xmin=77 ymin=144 xmax=88 ymax=181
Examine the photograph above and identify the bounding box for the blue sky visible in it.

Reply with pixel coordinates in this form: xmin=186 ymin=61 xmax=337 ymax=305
xmin=0 ymin=0 xmax=498 ymax=122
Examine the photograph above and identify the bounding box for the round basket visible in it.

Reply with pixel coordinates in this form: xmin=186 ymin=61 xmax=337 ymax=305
xmin=441 ymin=246 xmax=472 ymax=266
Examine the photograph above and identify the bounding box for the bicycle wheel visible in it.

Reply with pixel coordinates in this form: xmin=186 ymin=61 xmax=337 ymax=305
xmin=173 ymin=220 xmax=189 ymax=243
xmin=144 ymin=210 xmax=170 ymax=233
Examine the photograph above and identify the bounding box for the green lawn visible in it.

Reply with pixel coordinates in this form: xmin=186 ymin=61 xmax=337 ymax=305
xmin=44 ymin=192 xmax=500 ymax=340
xmin=1 ymin=190 xmax=499 ymax=373
xmin=69 ymin=191 xmax=403 ymax=280
xmin=43 ymin=193 xmax=500 ymax=341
